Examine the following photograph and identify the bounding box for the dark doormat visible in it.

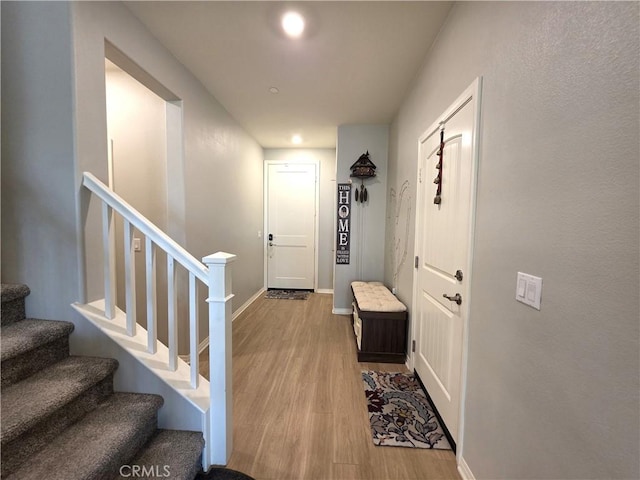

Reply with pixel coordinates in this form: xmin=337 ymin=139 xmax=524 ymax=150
xmin=265 ymin=289 xmax=309 ymax=300
xmin=196 ymin=467 xmax=255 ymax=480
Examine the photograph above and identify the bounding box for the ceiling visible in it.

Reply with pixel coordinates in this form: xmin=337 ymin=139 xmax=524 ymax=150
xmin=124 ymin=1 xmax=453 ymax=148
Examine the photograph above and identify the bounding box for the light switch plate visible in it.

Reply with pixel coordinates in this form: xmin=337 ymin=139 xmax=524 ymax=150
xmin=516 ymin=272 xmax=542 ymax=310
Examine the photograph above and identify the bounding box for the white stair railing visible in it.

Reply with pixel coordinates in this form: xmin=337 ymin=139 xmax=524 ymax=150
xmin=82 ymin=172 xmax=234 ymax=467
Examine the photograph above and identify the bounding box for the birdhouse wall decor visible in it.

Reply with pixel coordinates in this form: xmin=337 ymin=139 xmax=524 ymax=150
xmin=350 ymin=150 xmax=376 ymax=203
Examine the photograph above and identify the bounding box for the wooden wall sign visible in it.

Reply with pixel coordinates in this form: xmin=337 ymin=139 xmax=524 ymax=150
xmin=336 ymin=183 xmax=351 ymax=264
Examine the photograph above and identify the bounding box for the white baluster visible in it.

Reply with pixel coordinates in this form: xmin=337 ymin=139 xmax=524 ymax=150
xmin=167 ymin=255 xmax=178 ymax=371
xmin=203 ymin=252 xmax=236 ymax=466
xmin=189 ymin=272 xmax=199 ymax=388
xmin=102 ymin=202 xmax=116 ymax=319
xmin=146 ymin=237 xmax=157 ymax=354
xmin=124 ymin=220 xmax=137 ymax=336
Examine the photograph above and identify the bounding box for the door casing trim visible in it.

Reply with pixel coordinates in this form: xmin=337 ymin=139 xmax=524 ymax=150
xmin=409 ymin=77 xmax=482 ymax=465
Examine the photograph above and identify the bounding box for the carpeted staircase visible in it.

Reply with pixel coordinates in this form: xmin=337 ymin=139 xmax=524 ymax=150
xmin=1 ymin=284 xmax=205 ymax=480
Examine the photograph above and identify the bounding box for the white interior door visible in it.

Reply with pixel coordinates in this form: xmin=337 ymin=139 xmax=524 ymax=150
xmin=266 ymin=163 xmax=317 ymax=290
xmin=413 ymin=80 xmax=480 ymax=444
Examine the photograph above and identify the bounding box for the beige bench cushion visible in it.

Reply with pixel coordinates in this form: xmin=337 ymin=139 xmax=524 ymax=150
xmin=351 ymin=281 xmax=407 ymax=312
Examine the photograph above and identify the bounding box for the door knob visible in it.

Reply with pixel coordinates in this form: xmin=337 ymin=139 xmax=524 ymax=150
xmin=443 ymin=293 xmax=462 ymax=305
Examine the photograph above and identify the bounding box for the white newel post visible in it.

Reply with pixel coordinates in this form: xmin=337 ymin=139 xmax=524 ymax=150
xmin=203 ymin=252 xmax=236 ymax=466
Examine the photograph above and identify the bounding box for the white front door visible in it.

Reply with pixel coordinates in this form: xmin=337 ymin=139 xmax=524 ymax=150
xmin=266 ymin=162 xmax=317 ymax=290
xmin=413 ymin=79 xmax=481 ymax=444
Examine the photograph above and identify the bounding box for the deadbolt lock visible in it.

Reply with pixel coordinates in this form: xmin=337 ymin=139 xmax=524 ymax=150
xmin=455 ymin=270 xmax=463 ymax=282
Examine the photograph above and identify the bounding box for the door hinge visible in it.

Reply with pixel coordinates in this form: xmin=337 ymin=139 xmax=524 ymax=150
xmin=419 ymin=168 xmax=422 ymax=183
xmin=414 ymin=256 xmax=419 ymax=269
xmin=412 ymin=340 xmax=416 ymax=353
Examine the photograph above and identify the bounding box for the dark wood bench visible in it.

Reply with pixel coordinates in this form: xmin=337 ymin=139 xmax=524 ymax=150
xmin=351 ymin=281 xmax=408 ymax=363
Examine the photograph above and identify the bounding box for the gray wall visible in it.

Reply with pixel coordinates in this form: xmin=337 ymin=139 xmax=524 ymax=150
xmin=3 ymin=0 xmax=265 ymax=357
xmin=1 ymin=2 xmax=79 ymax=320
xmin=385 ymin=2 xmax=639 ymax=479
xmin=263 ymin=148 xmax=336 ymax=291
xmin=70 ymin=2 xmax=265 ymax=346
xmin=106 ymin=63 xmax=168 ymax=232
xmin=334 ymin=125 xmax=388 ymax=311
xmin=2 ymin=0 xmax=266 ymax=428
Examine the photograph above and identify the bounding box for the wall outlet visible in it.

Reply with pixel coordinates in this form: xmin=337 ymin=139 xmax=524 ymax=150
xmin=516 ymin=272 xmax=542 ymax=310
xmin=392 ymin=287 xmax=397 ymax=295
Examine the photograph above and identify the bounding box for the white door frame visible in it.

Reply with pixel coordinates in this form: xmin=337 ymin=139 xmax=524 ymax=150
xmin=409 ymin=77 xmax=482 ymax=461
xmin=263 ymin=160 xmax=320 ymax=290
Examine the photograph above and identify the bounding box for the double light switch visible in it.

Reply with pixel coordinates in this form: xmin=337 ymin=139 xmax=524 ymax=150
xmin=516 ymin=272 xmax=542 ymax=310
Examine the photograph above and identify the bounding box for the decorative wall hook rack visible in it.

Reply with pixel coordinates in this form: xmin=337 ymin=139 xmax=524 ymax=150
xmin=350 ymin=150 xmax=377 ymax=203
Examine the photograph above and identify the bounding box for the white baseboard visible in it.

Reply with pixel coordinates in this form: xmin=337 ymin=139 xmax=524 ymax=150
xmin=179 ymin=337 xmax=210 ymax=363
xmin=198 ymin=337 xmax=208 ymax=354
xmin=180 ymin=287 xmax=265 ymax=363
xmin=316 ymin=289 xmax=333 ymax=294
xmin=233 ymin=287 xmax=266 ymax=321
xmin=457 ymin=456 xmax=475 ymax=480
xmin=332 ymin=308 xmax=352 ymax=315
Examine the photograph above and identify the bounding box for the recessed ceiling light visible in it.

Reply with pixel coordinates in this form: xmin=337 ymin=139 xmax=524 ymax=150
xmin=282 ymin=11 xmax=305 ymax=38
xmin=291 ymin=135 xmax=303 ymax=145
xmin=269 ymin=87 xmax=279 ymax=94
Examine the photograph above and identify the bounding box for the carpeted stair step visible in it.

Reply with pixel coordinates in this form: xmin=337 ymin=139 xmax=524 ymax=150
xmin=1 ymin=356 xmax=118 ymax=476
xmin=1 ymin=283 xmax=30 ymax=326
xmin=114 ymin=429 xmax=205 ymax=480
xmin=5 ymin=392 xmax=164 ymax=480
xmin=1 ymin=318 xmax=75 ymax=387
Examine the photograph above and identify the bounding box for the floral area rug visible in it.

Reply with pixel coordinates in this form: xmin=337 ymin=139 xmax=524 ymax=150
xmin=361 ymin=371 xmax=451 ymax=450
xmin=265 ymin=289 xmax=309 ymax=300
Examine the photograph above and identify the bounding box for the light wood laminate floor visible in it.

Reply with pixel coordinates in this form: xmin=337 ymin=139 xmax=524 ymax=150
xmin=200 ymin=293 xmax=460 ymax=480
